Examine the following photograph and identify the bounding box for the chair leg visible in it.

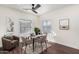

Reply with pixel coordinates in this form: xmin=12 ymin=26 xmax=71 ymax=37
xmin=34 ymin=42 xmax=38 ymax=50
xmin=21 ymin=43 xmax=24 ymax=54
xmin=24 ymin=45 xmax=27 ymax=54
xmin=40 ymin=42 xmax=43 ymax=53
xmin=29 ymin=44 xmax=31 ymax=48
xmin=45 ymin=41 xmax=47 ymax=52
xmin=22 ymin=43 xmax=27 ymax=54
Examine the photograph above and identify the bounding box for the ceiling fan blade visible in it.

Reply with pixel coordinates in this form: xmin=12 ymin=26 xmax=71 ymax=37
xmin=34 ymin=4 xmax=41 ymax=10
xmin=32 ymin=10 xmax=38 ymax=14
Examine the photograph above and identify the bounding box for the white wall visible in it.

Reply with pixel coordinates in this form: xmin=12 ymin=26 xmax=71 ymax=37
xmin=0 ymin=5 xmax=39 ymax=47
xmin=40 ymin=5 xmax=79 ymax=49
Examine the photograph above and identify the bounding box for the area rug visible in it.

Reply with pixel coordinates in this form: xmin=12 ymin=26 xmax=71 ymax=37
xmin=21 ymin=43 xmax=51 ymax=54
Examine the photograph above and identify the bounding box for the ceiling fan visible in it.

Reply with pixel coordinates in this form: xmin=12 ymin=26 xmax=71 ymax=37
xmin=24 ymin=4 xmax=41 ymax=14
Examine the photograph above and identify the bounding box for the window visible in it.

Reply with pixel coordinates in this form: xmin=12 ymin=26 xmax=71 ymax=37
xmin=42 ymin=20 xmax=51 ymax=33
xmin=19 ymin=20 xmax=32 ymax=34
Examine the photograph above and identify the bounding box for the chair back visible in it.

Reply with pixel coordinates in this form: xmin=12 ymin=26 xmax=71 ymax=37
xmin=43 ymin=35 xmax=47 ymax=40
xmin=21 ymin=37 xmax=27 ymax=43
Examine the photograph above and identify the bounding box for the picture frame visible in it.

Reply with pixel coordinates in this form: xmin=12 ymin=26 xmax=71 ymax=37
xmin=59 ymin=18 xmax=69 ymax=30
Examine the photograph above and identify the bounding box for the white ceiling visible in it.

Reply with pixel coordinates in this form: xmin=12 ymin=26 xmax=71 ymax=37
xmin=1 ymin=4 xmax=71 ymax=15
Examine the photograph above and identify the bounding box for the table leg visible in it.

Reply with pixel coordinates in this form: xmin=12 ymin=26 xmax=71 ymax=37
xmin=33 ymin=39 xmax=34 ymax=52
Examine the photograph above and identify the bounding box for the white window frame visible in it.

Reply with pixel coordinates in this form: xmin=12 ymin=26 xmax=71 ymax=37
xmin=42 ymin=20 xmax=52 ymax=33
xmin=19 ymin=19 xmax=32 ymax=34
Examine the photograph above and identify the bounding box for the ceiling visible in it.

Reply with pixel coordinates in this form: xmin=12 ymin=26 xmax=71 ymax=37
xmin=1 ymin=4 xmax=71 ymax=15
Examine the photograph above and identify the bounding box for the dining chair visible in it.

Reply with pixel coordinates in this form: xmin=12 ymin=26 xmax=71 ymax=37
xmin=21 ymin=36 xmax=33 ymax=53
xmin=34 ymin=34 xmax=47 ymax=52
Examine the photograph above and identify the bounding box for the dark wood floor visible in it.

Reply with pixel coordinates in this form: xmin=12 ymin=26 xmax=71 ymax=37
xmin=1 ymin=42 xmax=79 ymax=54
xmin=41 ymin=43 xmax=79 ymax=54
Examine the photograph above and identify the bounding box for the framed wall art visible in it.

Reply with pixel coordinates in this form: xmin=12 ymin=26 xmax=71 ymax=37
xmin=59 ymin=18 xmax=69 ymax=30
xmin=6 ymin=17 xmax=14 ymax=32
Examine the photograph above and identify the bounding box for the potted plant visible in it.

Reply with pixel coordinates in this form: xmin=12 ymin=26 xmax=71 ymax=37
xmin=34 ymin=27 xmax=40 ymax=35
